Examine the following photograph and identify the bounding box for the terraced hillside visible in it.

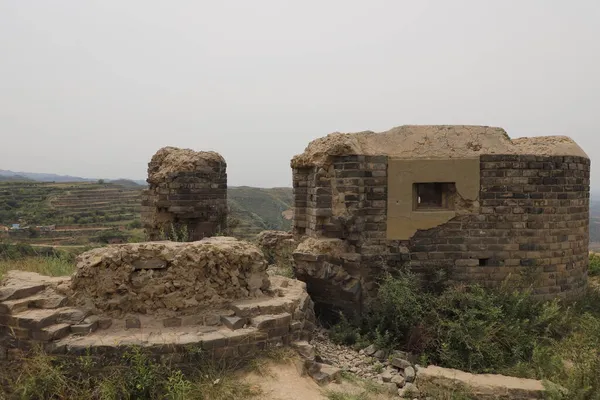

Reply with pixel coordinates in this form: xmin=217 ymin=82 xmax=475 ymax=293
xmin=0 ymin=181 xmax=141 ymax=226
xmin=0 ymin=181 xmax=293 ymax=243
xmin=49 ymin=185 xmax=141 ymax=224
xmin=228 ymin=186 xmax=293 ymax=238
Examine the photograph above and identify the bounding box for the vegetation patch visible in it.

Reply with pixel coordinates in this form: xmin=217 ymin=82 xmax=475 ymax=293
xmin=0 ymin=243 xmax=79 ymax=280
xmin=330 ymin=264 xmax=600 ymax=399
xmin=589 ymin=252 xmax=600 ymax=277
xmin=1 ymin=347 xmax=263 ymax=400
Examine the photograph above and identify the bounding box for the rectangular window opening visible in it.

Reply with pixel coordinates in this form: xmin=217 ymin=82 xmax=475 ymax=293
xmin=479 ymin=258 xmax=491 ymax=267
xmin=414 ymin=182 xmax=456 ymax=211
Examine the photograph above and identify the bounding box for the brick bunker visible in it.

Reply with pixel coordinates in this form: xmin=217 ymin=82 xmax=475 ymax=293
xmin=0 ymin=237 xmax=316 ymax=362
xmin=141 ymin=146 xmax=228 ymax=241
xmin=291 ymin=125 xmax=590 ymax=315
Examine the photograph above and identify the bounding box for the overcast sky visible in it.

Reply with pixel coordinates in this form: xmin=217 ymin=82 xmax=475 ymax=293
xmin=0 ymin=1 xmax=598 ymax=187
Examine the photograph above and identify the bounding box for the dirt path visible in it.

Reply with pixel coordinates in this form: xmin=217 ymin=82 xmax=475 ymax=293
xmin=243 ymin=363 xmax=394 ymax=400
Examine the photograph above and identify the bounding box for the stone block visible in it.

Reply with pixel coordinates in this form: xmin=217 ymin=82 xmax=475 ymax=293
xmin=308 ymin=362 xmax=341 ymax=385
xmin=71 ymin=317 xmax=99 ymax=335
xmin=125 ymin=316 xmax=141 ymax=329
xmin=162 ymin=317 xmax=182 ymax=328
xmin=201 ymin=332 xmax=228 ymax=350
xmin=268 ymin=326 xmax=290 ymax=338
xmin=391 ymin=374 xmax=406 ymax=388
xmin=416 ymin=365 xmax=551 ymax=399
xmin=132 ymin=259 xmax=167 ymax=270
xmin=6 ymin=326 xmax=30 ymax=340
xmin=220 ymin=316 xmax=247 ymax=331
xmin=31 ymin=323 xmax=71 ymax=341
xmin=13 ymin=309 xmax=60 ymax=330
xmin=0 ymin=298 xmax=30 ymax=315
xmin=237 ymin=342 xmax=259 ymax=356
xmin=291 ymin=341 xmax=315 ymax=360
xmin=98 ymin=317 xmax=113 ymax=330
xmin=31 ymin=294 xmax=68 ymax=310
xmin=57 ymin=308 xmax=90 ymax=324
xmin=0 ymin=282 xmax=46 ymax=302
xmin=252 ymin=313 xmax=291 ymax=330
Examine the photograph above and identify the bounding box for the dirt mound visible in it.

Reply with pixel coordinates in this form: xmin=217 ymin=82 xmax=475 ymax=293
xmin=147 ymin=146 xmax=226 ymax=184
xmin=71 ymin=237 xmax=270 ymax=316
xmin=295 ymin=238 xmax=349 ymax=258
xmin=291 ymin=125 xmax=588 ymax=167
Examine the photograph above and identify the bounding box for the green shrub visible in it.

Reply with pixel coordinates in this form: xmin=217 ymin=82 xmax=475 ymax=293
xmin=362 ymin=272 xmax=428 ymax=351
xmin=331 ymin=271 xmax=600 ymax=397
xmin=589 ymin=253 xmax=600 ymax=277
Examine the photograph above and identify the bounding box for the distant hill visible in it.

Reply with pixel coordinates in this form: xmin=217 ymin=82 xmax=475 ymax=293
xmin=0 ymin=169 xmax=146 ymax=186
xmin=228 ymin=186 xmax=293 ymax=238
xmin=109 ymin=179 xmax=145 ymax=188
xmin=590 ymin=197 xmax=600 ymax=245
xmin=0 ymin=174 xmax=33 ymax=182
xmin=0 ymin=169 xmax=92 ymax=183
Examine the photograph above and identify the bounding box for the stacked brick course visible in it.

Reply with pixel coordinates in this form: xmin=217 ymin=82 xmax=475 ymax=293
xmin=141 ymin=147 xmax=227 ymax=241
xmin=291 ymin=126 xmax=590 ymax=315
xmin=0 ymin=272 xmax=315 ymax=363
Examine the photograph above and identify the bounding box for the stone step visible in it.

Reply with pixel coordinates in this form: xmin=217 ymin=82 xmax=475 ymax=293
xmin=251 ymin=313 xmax=292 ymax=330
xmin=0 ymin=271 xmax=67 ymax=302
xmin=230 ymin=297 xmax=297 ymax=318
xmin=29 ymin=293 xmax=68 ymax=310
xmin=307 ymin=362 xmax=341 ymax=385
xmin=56 ymin=308 xmax=91 ymax=325
xmin=0 ymin=282 xmax=46 ymax=302
xmin=71 ymin=316 xmax=99 ymax=336
xmin=0 ymin=298 xmax=31 ymax=315
xmin=220 ymin=315 xmax=247 ymax=331
xmin=3 ymin=307 xmax=89 ymax=331
xmin=4 ymin=308 xmax=63 ymax=330
xmin=31 ymin=323 xmax=72 ymax=342
xmin=0 ymin=293 xmax=67 ymax=315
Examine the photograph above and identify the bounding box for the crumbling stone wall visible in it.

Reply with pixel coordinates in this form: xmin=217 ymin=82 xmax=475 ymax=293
xmin=256 ymin=230 xmax=296 ymax=266
xmin=1 ymin=237 xmax=316 ymax=361
xmin=291 ymin=126 xmax=590 ymax=315
xmin=141 ymin=147 xmax=227 ymax=241
xmin=71 ymin=237 xmax=270 ymax=316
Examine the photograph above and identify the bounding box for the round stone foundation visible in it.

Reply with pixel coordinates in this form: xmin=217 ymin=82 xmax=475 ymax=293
xmin=0 ymin=238 xmax=316 ymax=362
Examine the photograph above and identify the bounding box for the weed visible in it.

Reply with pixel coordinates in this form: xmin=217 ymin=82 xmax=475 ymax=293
xmin=122 ymin=347 xmax=159 ymax=398
xmin=165 ymin=370 xmax=192 ymax=400
xmin=1 ymin=346 xmax=262 ymax=400
xmin=0 ymin=254 xmax=75 ymax=280
xmin=324 ymin=391 xmax=368 ymax=400
xmin=589 ymin=253 xmax=600 ymax=277
xmin=330 ymin=270 xmax=600 ymax=398
xmin=12 ymin=350 xmax=69 ymax=400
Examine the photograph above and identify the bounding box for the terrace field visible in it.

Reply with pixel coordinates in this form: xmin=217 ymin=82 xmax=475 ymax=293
xmin=0 ymin=180 xmax=293 ymax=245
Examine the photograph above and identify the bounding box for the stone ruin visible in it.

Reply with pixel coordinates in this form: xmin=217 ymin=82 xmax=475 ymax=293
xmin=141 ymin=146 xmax=228 ymax=241
xmin=291 ymin=125 xmax=590 ymax=316
xmin=0 ymin=237 xmax=316 ymax=362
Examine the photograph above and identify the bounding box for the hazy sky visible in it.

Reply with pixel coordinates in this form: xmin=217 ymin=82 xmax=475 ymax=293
xmin=1 ymin=1 xmax=598 ymax=187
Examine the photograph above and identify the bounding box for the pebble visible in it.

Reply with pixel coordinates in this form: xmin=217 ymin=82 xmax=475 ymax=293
xmin=310 ymin=329 xmax=421 ymax=394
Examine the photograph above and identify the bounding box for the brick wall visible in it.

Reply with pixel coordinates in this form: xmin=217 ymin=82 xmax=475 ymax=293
xmin=141 ymin=160 xmax=228 ymax=241
xmin=399 ymin=155 xmax=590 ymax=300
xmin=292 ymin=154 xmax=590 ymax=313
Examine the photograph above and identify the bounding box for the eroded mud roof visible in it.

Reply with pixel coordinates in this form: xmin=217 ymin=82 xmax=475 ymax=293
xmin=291 ymin=125 xmax=588 ymax=167
xmin=148 ymin=146 xmax=225 ymax=184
